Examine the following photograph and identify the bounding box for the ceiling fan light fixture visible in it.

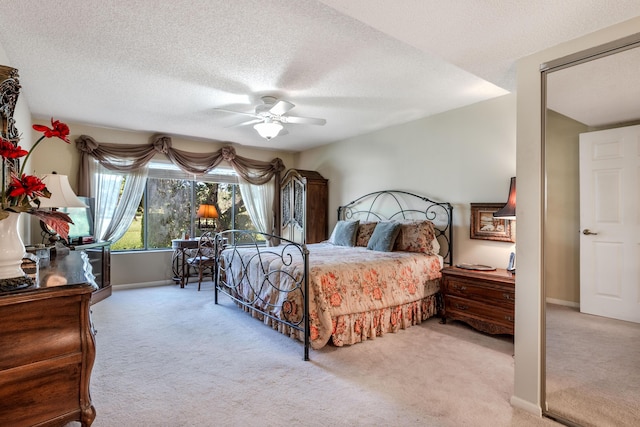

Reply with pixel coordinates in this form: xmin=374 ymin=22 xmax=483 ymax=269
xmin=254 ymin=120 xmax=283 ymax=140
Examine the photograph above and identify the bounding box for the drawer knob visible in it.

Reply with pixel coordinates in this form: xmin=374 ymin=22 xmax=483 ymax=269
xmin=503 ymin=293 xmax=512 ymax=300
xmin=505 ymin=315 xmax=513 ymax=321
xmin=453 ymin=285 xmax=467 ymax=291
xmin=454 ymin=303 xmax=469 ymax=310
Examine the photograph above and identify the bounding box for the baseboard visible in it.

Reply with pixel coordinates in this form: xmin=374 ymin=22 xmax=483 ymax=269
xmin=113 ymin=280 xmax=173 ymax=290
xmin=545 ymin=297 xmax=579 ymax=308
xmin=510 ymin=395 xmax=542 ymax=417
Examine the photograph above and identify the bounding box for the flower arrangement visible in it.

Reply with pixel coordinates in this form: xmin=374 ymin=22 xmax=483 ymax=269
xmin=0 ymin=118 xmax=74 ymax=239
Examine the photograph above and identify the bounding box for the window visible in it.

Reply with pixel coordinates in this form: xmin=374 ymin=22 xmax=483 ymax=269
xmin=111 ymin=163 xmax=256 ymax=251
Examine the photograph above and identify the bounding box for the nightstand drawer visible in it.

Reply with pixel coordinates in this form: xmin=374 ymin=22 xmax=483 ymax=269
xmin=445 ymin=295 xmax=515 ymax=326
xmin=443 ymin=277 xmax=514 ymax=308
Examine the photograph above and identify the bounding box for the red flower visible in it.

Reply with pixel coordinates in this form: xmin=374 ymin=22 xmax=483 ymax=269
xmin=1 ymin=117 xmax=73 ymax=235
xmin=32 ymin=118 xmax=70 ymax=143
xmin=8 ymin=173 xmax=47 ymax=199
xmin=0 ymin=138 xmax=28 ymax=159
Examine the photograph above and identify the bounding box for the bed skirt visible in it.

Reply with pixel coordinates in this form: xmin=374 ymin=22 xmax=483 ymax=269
xmin=231 ymin=283 xmax=440 ymax=348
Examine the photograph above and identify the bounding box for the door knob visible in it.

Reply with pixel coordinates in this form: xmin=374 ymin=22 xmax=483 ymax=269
xmin=583 ymin=229 xmax=598 ymax=235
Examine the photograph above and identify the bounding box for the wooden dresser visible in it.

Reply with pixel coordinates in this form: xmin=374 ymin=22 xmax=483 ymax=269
xmin=441 ymin=266 xmax=515 ymax=335
xmin=0 ymin=251 xmax=97 ymax=426
xmin=280 ymin=169 xmax=328 ymax=244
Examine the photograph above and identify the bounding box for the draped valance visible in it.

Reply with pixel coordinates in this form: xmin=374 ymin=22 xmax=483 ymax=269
xmin=75 ymin=134 xmax=285 ymax=235
xmin=75 ymin=134 xmax=285 ymax=194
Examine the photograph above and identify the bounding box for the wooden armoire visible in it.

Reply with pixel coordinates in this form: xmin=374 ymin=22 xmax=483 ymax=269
xmin=280 ymin=169 xmax=328 ymax=244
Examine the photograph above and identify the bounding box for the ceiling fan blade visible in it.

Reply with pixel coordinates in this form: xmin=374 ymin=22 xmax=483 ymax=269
xmin=283 ymin=115 xmax=326 ymax=126
xmin=228 ymin=118 xmax=263 ymax=128
xmin=269 ymin=100 xmax=295 ymax=116
xmin=212 ymin=108 xmax=260 ymax=118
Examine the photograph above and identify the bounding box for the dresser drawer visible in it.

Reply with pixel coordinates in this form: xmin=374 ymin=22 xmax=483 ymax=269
xmin=0 ymin=296 xmax=81 ymax=370
xmin=443 ymin=277 xmax=514 ymax=309
xmin=0 ymin=356 xmax=81 ymax=426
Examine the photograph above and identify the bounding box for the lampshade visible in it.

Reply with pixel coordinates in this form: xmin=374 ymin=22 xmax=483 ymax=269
xmin=254 ymin=120 xmax=283 ymax=140
xmin=493 ymin=177 xmax=516 ymax=219
xmin=38 ymin=173 xmax=88 ymax=208
xmin=196 ymin=204 xmax=218 ymax=231
xmin=196 ymin=204 xmax=218 ymax=219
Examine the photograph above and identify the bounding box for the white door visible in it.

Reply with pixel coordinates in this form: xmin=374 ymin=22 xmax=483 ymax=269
xmin=579 ymin=125 xmax=640 ymax=323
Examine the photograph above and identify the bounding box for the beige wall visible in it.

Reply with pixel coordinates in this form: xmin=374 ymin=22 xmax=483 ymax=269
xmin=544 ymin=110 xmax=586 ymax=305
xmin=296 ymin=93 xmax=517 ymax=269
xmin=513 ymin=16 xmax=640 ymax=415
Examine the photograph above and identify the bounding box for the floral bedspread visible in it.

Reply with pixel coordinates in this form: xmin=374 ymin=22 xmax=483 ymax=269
xmin=220 ymin=242 xmax=443 ymax=349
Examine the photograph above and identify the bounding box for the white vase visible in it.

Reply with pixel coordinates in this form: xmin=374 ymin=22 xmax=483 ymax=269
xmin=0 ymin=211 xmax=26 ymax=280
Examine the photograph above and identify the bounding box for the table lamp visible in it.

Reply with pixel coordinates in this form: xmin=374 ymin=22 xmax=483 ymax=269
xmin=493 ymin=177 xmax=516 ymax=220
xmin=38 ymin=173 xmax=88 ymax=209
xmin=196 ymin=204 xmax=218 ymax=231
xmin=37 ymin=172 xmax=87 ymax=244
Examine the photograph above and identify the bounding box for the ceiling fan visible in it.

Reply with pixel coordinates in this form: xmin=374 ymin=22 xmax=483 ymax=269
xmin=214 ymin=96 xmax=326 ymax=140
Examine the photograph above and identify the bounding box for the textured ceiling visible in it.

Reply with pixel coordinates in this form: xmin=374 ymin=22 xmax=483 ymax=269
xmin=0 ymin=1 xmax=639 ymax=152
xmin=547 ymin=45 xmax=640 ymax=127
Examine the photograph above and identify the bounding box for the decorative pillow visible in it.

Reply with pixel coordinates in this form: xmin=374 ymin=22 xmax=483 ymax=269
xmin=367 ymin=221 xmax=401 ymax=252
xmin=355 ymin=221 xmax=377 ymax=247
xmin=330 ymin=220 xmax=360 ymax=247
xmin=431 ymin=235 xmax=441 ymax=255
xmin=393 ymin=220 xmax=436 ymax=254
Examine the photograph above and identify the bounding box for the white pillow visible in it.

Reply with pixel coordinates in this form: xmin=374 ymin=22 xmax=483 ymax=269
xmin=432 ymin=236 xmax=441 ymax=255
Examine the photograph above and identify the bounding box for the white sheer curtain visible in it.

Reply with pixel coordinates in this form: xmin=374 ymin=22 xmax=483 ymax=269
xmin=239 ymin=176 xmax=275 ymax=240
xmin=90 ymin=159 xmax=148 ymax=243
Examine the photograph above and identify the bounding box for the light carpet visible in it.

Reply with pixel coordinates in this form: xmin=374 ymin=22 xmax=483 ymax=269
xmin=75 ymin=282 xmax=558 ymax=427
xmin=545 ymin=304 xmax=640 ymax=427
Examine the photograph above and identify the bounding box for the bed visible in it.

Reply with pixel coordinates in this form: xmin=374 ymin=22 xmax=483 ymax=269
xmin=214 ymin=190 xmax=453 ymax=360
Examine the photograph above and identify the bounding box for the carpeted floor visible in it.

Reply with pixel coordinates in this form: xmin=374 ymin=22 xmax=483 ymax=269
xmin=545 ymin=304 xmax=640 ymax=427
xmin=78 ymin=282 xmax=558 ymax=427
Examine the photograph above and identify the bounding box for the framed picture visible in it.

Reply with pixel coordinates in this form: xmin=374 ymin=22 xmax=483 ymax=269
xmin=470 ymin=203 xmax=515 ymax=243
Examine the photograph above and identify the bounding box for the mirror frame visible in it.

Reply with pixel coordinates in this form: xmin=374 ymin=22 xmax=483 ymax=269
xmin=0 ymin=65 xmax=20 ymax=189
xmin=540 ymin=32 xmax=640 ymax=424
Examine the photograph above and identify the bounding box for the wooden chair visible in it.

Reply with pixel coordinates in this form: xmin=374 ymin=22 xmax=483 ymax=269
xmin=185 ymin=232 xmax=216 ymax=291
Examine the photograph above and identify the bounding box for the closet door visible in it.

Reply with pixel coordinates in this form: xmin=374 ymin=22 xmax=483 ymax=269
xmin=280 ymin=169 xmax=328 ymax=244
xmin=291 ymin=177 xmax=305 ymax=243
xmin=281 ymin=179 xmax=294 ymax=241
xmin=281 ymin=174 xmax=304 ymax=243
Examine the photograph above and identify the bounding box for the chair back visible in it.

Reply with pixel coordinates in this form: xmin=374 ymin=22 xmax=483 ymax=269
xmin=197 ymin=231 xmax=216 ymax=258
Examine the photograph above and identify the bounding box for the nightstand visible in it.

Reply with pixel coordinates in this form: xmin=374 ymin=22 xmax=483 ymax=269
xmin=441 ymin=266 xmax=515 ymax=335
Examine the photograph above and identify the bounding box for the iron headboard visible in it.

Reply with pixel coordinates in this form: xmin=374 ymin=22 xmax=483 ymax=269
xmin=337 ymin=190 xmax=453 ymax=266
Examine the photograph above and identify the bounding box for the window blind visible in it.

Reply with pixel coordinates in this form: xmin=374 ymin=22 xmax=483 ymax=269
xmin=147 ymin=161 xmax=239 ymax=184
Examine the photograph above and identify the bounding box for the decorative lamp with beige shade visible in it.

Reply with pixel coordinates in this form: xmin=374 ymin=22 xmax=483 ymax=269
xmin=38 ymin=173 xmax=87 ymax=209
xmin=196 ymin=204 xmax=218 ymax=231
xmin=37 ymin=172 xmax=87 ymax=244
